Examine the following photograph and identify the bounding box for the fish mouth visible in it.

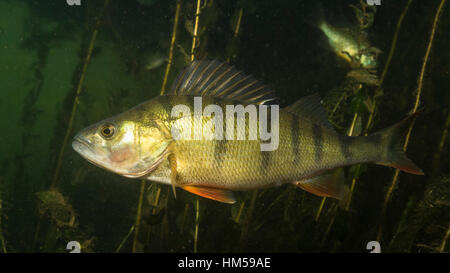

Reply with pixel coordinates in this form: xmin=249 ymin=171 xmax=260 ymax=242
xmin=72 ymin=136 xmax=93 ymax=157
xmin=72 ymin=137 xmax=107 ymax=170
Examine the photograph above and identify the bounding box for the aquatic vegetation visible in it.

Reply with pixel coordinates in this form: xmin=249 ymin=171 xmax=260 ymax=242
xmin=388 ymin=176 xmax=449 ymax=252
xmin=36 ymin=189 xmax=77 ymax=229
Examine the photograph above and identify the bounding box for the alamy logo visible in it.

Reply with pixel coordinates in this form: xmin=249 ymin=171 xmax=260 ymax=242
xmin=366 ymin=0 xmax=381 ymax=6
xmin=66 ymin=0 xmax=81 ymax=6
xmin=171 ymin=97 xmax=280 ymax=152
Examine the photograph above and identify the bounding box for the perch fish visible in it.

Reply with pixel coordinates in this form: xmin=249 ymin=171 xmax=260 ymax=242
xmin=72 ymin=60 xmax=423 ymax=204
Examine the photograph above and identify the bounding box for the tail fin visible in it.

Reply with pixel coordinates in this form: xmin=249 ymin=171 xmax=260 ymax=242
xmin=371 ymin=113 xmax=424 ymax=175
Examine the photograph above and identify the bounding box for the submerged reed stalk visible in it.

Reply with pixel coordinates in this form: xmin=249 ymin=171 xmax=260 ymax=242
xmin=432 ymin=112 xmax=450 ymax=174
xmin=160 ymin=0 xmax=182 ymax=95
xmin=227 ymin=7 xmax=244 ymax=63
xmin=239 ymin=190 xmax=258 ymax=249
xmin=190 ymin=0 xmax=202 ymax=253
xmin=132 ymin=180 xmax=146 ymax=252
xmin=51 ymin=0 xmax=110 ymax=188
xmin=194 ymin=199 xmax=199 ymax=253
xmin=377 ymin=0 xmax=446 ymax=241
xmin=233 ymin=8 xmax=244 ymax=38
xmin=115 ymin=224 xmax=135 ymax=253
xmin=439 ymin=224 xmax=450 ymax=253
xmin=190 ymin=0 xmax=201 ymax=62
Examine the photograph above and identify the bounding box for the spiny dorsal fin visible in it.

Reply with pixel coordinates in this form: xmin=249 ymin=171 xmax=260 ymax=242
xmin=167 ymin=59 xmax=277 ymax=105
xmin=284 ymin=93 xmax=335 ymax=131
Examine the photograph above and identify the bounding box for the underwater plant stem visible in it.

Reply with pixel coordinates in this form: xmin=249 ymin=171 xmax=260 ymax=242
xmin=181 ymin=203 xmax=189 ymax=230
xmin=432 ymin=112 xmax=450 ymax=173
xmin=343 ymin=113 xmax=360 ymax=210
xmin=51 ymin=0 xmax=110 ymax=187
xmin=160 ymin=0 xmax=182 ymax=95
xmin=315 ymin=197 xmax=326 ymax=222
xmin=0 ymin=236 xmax=5 ymax=253
xmin=132 ymin=180 xmax=146 ymax=253
xmin=377 ymin=0 xmax=446 ymax=242
xmin=235 ymin=200 xmax=246 ymax=223
xmin=439 ymin=224 xmax=450 ymax=253
xmin=227 ymin=7 xmax=244 ymax=63
xmin=115 ymin=224 xmax=135 ymax=253
xmin=239 ymin=191 xmax=258 ymax=248
xmin=194 ymin=199 xmax=199 ymax=253
xmin=365 ymin=0 xmax=412 ymax=133
xmin=0 ymin=227 xmax=5 ymax=253
xmin=153 ymin=187 xmax=161 ymax=214
xmin=233 ymin=8 xmax=244 ymax=38
xmin=190 ymin=0 xmax=201 ymax=62
xmin=321 ymin=205 xmax=338 ymax=246
xmin=346 ymin=166 xmax=360 ymax=210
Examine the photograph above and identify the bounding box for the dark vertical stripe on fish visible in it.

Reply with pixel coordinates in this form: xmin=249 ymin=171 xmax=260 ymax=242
xmin=214 ymin=140 xmax=228 ymax=166
xmin=260 ymin=150 xmax=272 ymax=176
xmin=260 ymin=108 xmax=272 ymax=175
xmin=370 ymin=133 xmax=383 ymax=160
xmin=290 ymin=115 xmax=300 ymax=166
xmin=312 ymin=124 xmax=323 ymax=162
xmin=152 ymin=95 xmax=171 ymax=118
xmin=157 ymin=95 xmax=173 ymax=113
xmin=338 ymin=135 xmax=352 ymax=162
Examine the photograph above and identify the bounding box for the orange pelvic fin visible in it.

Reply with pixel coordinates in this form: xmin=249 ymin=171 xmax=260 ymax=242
xmin=182 ymin=185 xmax=236 ymax=204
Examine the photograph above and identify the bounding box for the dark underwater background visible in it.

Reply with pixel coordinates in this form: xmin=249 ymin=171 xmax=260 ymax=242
xmin=0 ymin=0 xmax=448 ymax=252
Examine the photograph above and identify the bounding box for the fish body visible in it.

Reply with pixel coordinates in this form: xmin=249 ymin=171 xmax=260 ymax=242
xmin=73 ymin=60 xmax=422 ymax=204
xmin=144 ymin=54 xmax=166 ymax=71
xmin=308 ymin=1 xmax=381 ymax=70
xmin=319 ymin=21 xmax=362 ymax=62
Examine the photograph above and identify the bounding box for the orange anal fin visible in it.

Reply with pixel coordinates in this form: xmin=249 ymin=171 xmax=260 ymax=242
xmin=294 ymin=169 xmax=349 ymax=202
xmin=182 ymin=186 xmax=236 ymax=204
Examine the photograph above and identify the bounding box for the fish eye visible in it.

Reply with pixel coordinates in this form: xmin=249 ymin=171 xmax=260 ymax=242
xmin=100 ymin=124 xmax=115 ymax=139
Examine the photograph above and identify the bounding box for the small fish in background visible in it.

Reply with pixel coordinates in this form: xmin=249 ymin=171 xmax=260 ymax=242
xmin=141 ymin=50 xmax=166 ymax=71
xmin=308 ymin=2 xmax=382 ymax=71
xmin=72 ymin=60 xmax=423 ymax=205
xmin=128 ymin=49 xmax=167 ymax=78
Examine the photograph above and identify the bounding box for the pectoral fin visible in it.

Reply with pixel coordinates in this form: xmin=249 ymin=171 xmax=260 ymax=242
xmin=168 ymin=153 xmax=178 ymax=198
xmin=182 ymin=185 xmax=236 ymax=204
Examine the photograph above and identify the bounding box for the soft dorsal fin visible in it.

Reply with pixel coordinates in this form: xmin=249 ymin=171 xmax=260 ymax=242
xmin=284 ymin=93 xmax=335 ymax=131
xmin=167 ymin=59 xmax=277 ymax=105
